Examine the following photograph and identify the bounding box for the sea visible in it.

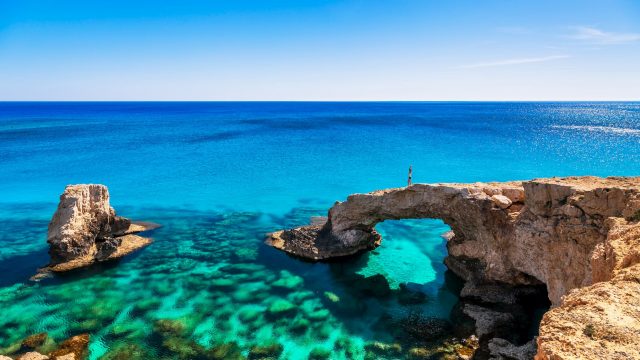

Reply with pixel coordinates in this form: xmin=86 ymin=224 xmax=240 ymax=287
xmin=1 ymin=102 xmax=639 ymax=359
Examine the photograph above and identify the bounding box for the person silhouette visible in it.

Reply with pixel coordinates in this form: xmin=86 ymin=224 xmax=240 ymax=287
xmin=408 ymin=165 xmax=412 ymax=186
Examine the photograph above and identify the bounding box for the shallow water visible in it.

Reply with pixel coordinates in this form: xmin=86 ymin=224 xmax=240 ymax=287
xmin=1 ymin=102 xmax=639 ymax=359
xmin=0 ymin=204 xmax=458 ymax=359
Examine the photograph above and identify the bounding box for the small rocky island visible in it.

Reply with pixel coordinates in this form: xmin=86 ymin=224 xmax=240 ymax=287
xmin=39 ymin=184 xmax=157 ymax=274
xmin=8 ymin=185 xmax=158 ymax=359
xmin=268 ymin=176 xmax=640 ymax=360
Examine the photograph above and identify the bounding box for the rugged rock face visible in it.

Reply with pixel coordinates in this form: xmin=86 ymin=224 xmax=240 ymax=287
xmin=42 ymin=184 xmax=157 ymax=273
xmin=536 ymin=257 xmax=640 ymax=359
xmin=268 ymin=176 xmax=640 ymax=359
xmin=489 ymin=338 xmax=537 ymax=360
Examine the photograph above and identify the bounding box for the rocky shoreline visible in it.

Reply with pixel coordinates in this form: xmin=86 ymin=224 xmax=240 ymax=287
xmin=268 ymin=176 xmax=640 ymax=359
xmin=3 ymin=179 xmax=638 ymax=359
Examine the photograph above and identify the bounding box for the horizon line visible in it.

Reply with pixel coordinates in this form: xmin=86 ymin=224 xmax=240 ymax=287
xmin=1 ymin=99 xmax=639 ymax=103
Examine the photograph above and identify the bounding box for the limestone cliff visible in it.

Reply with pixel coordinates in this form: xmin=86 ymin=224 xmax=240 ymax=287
xmin=535 ymin=217 xmax=640 ymax=360
xmin=268 ymin=176 xmax=640 ymax=359
xmin=42 ymin=184 xmax=157 ymax=273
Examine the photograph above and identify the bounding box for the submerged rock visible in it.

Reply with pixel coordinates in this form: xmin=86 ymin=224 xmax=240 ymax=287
xmin=248 ymin=343 xmax=283 ymax=359
xmin=153 ymin=319 xmax=186 ymax=337
xmin=207 ymin=342 xmax=244 ymax=360
xmin=271 ymin=272 xmax=304 ymax=289
xmin=237 ymin=306 xmax=263 ymax=322
xmin=2 ymin=333 xmax=91 ymax=360
xmin=101 ymin=343 xmax=151 ymax=360
xmin=323 ymin=291 xmax=340 ymax=303
xmin=458 ymin=335 xmax=480 ymax=359
xmin=308 ymin=347 xmax=332 ymax=360
xmin=47 ymin=334 xmax=89 ymax=359
xmin=289 ymin=317 xmax=310 ymax=335
xmin=266 ymin=299 xmax=296 ymax=318
xmin=397 ymin=284 xmax=428 ymax=305
xmin=220 ymin=263 xmax=265 ymax=274
xmin=488 ymin=338 xmax=536 ymax=360
xmin=355 ymin=274 xmax=391 ymax=297
xmin=400 ymin=314 xmax=452 ymax=341
xmin=314 ymin=322 xmax=333 ymax=340
xmin=407 ymin=347 xmax=431 ymax=360
xmin=161 ymin=337 xmax=204 ymax=359
xmin=305 ymin=308 xmax=330 ymax=321
xmin=20 ymin=333 xmax=48 ymax=352
xmin=211 ymin=278 xmax=235 ymax=288
xmin=36 ymin=184 xmax=158 ymax=276
xmin=364 ymin=342 xmax=402 ymax=357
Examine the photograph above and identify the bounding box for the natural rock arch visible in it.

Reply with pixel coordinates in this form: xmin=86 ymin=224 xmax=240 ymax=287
xmin=269 ymin=177 xmax=640 ymax=359
xmin=270 ymin=178 xmax=611 ymax=305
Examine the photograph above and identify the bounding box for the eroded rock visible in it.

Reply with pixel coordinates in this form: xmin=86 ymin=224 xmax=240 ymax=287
xmin=20 ymin=334 xmax=47 ymax=352
xmin=269 ymin=176 xmax=640 ymax=360
xmin=37 ymin=184 xmax=158 ymax=275
xmin=488 ymin=338 xmax=536 ymax=360
xmin=462 ymin=304 xmax=515 ymax=339
xmin=269 ymin=177 xmax=640 ymax=302
xmin=535 ymin=263 xmax=640 ymax=360
xmin=17 ymin=353 xmax=48 ymax=360
xmin=2 ymin=333 xmax=90 ymax=360
xmin=248 ymin=343 xmax=283 ymax=359
xmin=399 ymin=313 xmax=452 ymax=341
xmin=48 ymin=334 xmax=89 ymax=359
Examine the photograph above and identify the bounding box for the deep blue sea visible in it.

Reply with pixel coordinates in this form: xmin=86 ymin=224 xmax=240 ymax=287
xmin=1 ymin=102 xmax=639 ymax=359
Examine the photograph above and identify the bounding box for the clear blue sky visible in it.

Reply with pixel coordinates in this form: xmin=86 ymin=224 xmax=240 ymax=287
xmin=1 ymin=0 xmax=639 ymax=100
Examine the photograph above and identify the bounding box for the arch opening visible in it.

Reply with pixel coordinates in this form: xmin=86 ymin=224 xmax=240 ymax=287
xmin=363 ymin=218 xmax=551 ymax=359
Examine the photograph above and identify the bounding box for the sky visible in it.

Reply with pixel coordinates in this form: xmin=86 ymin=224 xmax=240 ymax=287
xmin=0 ymin=0 xmax=639 ymax=100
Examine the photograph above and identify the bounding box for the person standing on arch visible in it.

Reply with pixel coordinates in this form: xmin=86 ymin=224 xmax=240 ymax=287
xmin=407 ymin=165 xmax=412 ymax=186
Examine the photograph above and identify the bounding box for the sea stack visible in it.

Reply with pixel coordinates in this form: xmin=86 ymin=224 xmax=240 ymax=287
xmin=44 ymin=184 xmax=157 ymax=272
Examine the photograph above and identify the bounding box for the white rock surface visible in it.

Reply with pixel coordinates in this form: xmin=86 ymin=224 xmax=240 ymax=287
xmin=43 ymin=184 xmax=154 ymax=273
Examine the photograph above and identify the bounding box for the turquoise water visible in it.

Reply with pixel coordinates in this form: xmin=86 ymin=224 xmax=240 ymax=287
xmin=1 ymin=102 xmax=640 ymax=359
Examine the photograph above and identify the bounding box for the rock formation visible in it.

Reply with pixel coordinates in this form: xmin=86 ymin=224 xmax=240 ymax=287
xmin=268 ymin=176 xmax=640 ymax=359
xmin=41 ymin=184 xmax=157 ymax=274
xmin=535 ymin=264 xmax=640 ymax=359
xmin=0 ymin=333 xmax=89 ymax=360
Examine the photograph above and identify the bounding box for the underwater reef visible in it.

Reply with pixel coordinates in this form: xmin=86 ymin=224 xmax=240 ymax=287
xmin=1 ymin=203 xmax=480 ymax=360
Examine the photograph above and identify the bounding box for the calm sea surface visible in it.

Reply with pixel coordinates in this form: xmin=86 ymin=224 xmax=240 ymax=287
xmin=1 ymin=102 xmax=639 ymax=359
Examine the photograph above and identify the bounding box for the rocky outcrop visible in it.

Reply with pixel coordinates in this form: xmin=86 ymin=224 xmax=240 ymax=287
xmin=0 ymin=333 xmax=89 ymax=360
xmin=535 ymin=260 xmax=640 ymax=359
xmin=489 ymin=338 xmax=537 ymax=360
xmin=40 ymin=184 xmax=157 ymax=274
xmin=268 ymin=176 xmax=640 ymax=359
